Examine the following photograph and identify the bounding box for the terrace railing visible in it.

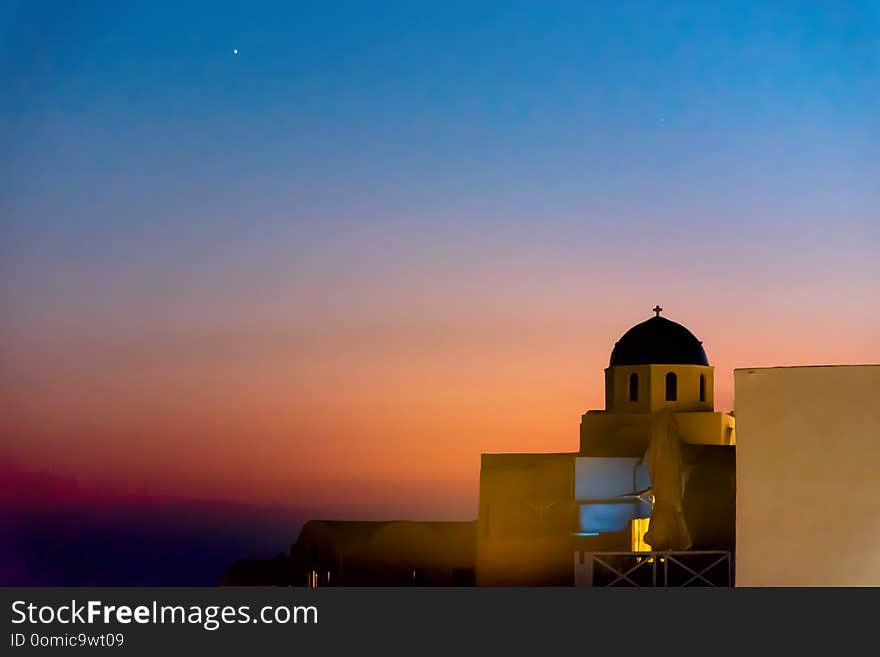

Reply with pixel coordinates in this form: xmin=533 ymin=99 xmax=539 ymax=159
xmin=574 ymin=550 xmax=732 ymax=587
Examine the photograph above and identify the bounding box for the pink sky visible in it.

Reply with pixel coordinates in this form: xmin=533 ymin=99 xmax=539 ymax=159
xmin=3 ymin=236 xmax=877 ymax=520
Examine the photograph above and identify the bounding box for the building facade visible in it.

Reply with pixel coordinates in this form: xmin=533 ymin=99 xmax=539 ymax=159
xmin=476 ymin=309 xmax=735 ymax=585
xmin=226 ymin=309 xmax=738 ymax=586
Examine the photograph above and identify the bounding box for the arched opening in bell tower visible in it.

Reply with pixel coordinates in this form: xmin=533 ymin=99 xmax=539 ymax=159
xmin=665 ymin=372 xmax=677 ymax=401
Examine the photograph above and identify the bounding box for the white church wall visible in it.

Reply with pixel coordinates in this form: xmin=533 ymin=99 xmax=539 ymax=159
xmin=735 ymin=365 xmax=880 ymax=586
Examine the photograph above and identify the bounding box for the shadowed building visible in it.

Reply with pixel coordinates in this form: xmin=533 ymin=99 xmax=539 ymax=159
xmin=290 ymin=520 xmax=476 ymax=586
xmin=221 ymin=555 xmax=293 ymax=586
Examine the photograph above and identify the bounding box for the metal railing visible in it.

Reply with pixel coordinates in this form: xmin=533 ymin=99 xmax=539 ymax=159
xmin=574 ymin=550 xmax=732 ymax=587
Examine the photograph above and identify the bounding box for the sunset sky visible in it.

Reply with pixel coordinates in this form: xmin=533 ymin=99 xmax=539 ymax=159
xmin=2 ymin=0 xmax=878 ymax=537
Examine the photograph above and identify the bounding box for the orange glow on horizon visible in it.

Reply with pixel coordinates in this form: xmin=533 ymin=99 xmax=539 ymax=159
xmin=3 ymin=284 xmax=878 ymax=520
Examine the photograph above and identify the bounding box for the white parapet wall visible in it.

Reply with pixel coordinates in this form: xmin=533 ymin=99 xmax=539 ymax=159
xmin=734 ymin=365 xmax=880 ymax=586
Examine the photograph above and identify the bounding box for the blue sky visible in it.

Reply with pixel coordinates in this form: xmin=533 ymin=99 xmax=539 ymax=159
xmin=3 ymin=1 xmax=877 ymax=253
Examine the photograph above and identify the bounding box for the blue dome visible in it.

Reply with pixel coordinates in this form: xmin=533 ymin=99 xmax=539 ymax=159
xmin=609 ymin=316 xmax=708 ymax=367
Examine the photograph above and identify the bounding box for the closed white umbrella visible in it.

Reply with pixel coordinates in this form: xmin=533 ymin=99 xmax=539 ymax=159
xmin=644 ymin=409 xmax=692 ymax=551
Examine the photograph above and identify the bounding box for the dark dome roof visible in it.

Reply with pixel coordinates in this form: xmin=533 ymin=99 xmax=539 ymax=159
xmin=609 ymin=316 xmax=708 ymax=367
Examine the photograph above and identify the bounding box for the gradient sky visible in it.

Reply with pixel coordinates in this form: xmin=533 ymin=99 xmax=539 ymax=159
xmin=2 ymin=1 xmax=879 ymax=525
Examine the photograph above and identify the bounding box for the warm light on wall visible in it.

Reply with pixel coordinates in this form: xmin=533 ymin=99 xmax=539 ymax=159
xmin=631 ymin=518 xmax=652 ymax=552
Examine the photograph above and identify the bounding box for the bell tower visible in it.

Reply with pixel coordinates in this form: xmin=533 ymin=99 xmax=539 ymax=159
xmin=583 ymin=306 xmax=734 ymax=455
xmin=604 ymin=306 xmax=714 ymax=413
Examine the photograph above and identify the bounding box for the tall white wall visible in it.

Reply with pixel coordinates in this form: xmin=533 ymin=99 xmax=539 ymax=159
xmin=735 ymin=365 xmax=880 ymax=586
